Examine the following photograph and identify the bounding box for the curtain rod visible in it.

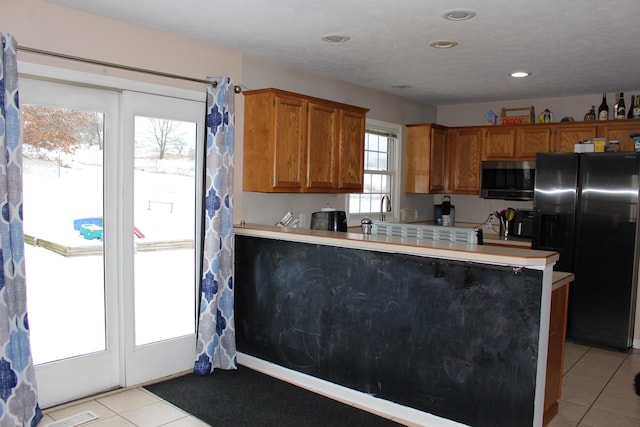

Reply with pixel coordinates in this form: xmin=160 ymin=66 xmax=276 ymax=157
xmin=17 ymin=45 xmax=244 ymax=91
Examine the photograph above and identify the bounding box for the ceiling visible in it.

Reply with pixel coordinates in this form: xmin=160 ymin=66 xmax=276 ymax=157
xmin=49 ymin=0 xmax=640 ymax=105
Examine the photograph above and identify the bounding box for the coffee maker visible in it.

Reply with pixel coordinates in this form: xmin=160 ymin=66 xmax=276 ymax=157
xmin=434 ymin=195 xmax=455 ymax=226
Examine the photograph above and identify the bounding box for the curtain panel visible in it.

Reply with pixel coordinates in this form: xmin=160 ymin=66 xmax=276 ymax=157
xmin=0 ymin=33 xmax=42 ymax=427
xmin=194 ymin=78 xmax=237 ymax=374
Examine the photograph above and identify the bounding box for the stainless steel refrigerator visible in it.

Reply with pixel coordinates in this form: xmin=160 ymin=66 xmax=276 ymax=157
xmin=532 ymin=152 xmax=640 ymax=350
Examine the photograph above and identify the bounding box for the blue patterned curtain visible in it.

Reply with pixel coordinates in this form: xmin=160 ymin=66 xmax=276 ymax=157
xmin=0 ymin=34 xmax=43 ymax=426
xmin=194 ymin=77 xmax=236 ymax=374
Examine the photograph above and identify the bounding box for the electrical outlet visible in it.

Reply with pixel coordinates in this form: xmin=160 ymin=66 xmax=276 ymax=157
xmin=400 ymin=209 xmax=407 ymax=221
xmin=299 ymin=213 xmax=306 ymax=227
xmin=484 ymin=213 xmax=494 ymax=228
xmin=414 ymin=209 xmax=419 ymax=220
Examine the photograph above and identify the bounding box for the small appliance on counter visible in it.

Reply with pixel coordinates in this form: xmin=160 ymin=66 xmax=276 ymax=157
xmin=434 ymin=195 xmax=455 ymax=226
xmin=310 ymin=209 xmax=347 ymax=232
xmin=513 ymin=209 xmax=534 ymax=238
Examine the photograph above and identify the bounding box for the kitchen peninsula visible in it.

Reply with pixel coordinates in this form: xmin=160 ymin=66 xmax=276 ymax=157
xmin=234 ymin=224 xmax=567 ymax=427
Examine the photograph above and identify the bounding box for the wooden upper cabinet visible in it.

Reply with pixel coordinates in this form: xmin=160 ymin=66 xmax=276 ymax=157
xmin=405 ymin=124 xmax=447 ymax=193
xmin=429 ymin=127 xmax=448 ymax=193
xmin=243 ymin=90 xmax=305 ymax=192
xmin=242 ymin=88 xmax=368 ymax=193
xmin=338 ymin=109 xmax=366 ymax=191
xmin=482 ymin=127 xmax=517 ymax=159
xmin=552 ymin=124 xmax=598 ymax=152
xmin=600 ymin=121 xmax=640 ymax=152
xmin=448 ymin=127 xmax=482 ymax=194
xmin=517 ymin=126 xmax=552 ymax=159
xmin=306 ymin=102 xmax=339 ymax=191
xmin=482 ymin=125 xmax=552 ymax=160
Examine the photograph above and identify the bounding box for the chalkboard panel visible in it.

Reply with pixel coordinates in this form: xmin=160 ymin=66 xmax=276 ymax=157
xmin=235 ymin=235 xmax=543 ymax=427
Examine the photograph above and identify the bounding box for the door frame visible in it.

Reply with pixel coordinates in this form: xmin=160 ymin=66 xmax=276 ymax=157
xmin=18 ymin=63 xmax=206 ymax=407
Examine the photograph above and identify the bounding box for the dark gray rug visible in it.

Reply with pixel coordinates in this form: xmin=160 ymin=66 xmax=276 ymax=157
xmin=144 ymin=366 xmax=404 ymax=426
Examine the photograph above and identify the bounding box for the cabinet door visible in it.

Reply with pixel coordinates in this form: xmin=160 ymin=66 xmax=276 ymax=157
xmin=405 ymin=124 xmax=447 ymax=193
xmin=449 ymin=128 xmax=481 ymax=194
xmin=273 ymin=95 xmax=307 ymax=190
xmin=517 ymin=126 xmax=552 ymax=159
xmin=338 ymin=109 xmax=366 ymax=191
xmin=601 ymin=122 xmax=640 ymax=152
xmin=405 ymin=125 xmax=430 ymax=193
xmin=553 ymin=125 xmax=597 ymax=152
xmin=306 ymin=102 xmax=338 ymax=191
xmin=482 ymin=127 xmax=516 ymax=160
xmin=429 ymin=126 xmax=448 ymax=192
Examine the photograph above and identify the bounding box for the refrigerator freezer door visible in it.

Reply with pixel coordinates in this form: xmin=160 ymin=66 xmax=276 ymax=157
xmin=532 ymin=153 xmax=579 ymax=272
xmin=570 ymin=153 xmax=640 ymax=349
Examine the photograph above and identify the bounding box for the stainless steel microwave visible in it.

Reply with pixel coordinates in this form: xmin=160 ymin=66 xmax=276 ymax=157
xmin=480 ymin=160 xmax=536 ymax=200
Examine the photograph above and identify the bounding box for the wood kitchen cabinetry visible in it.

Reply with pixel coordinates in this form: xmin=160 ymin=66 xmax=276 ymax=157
xmin=483 ymin=125 xmax=552 ymax=160
xmin=601 ymin=122 xmax=640 ymax=152
xmin=482 ymin=127 xmax=518 ymax=159
xmin=404 ymin=124 xmax=481 ymax=195
xmin=405 ymin=124 xmax=448 ymax=193
xmin=544 ymin=276 xmax=571 ymax=426
xmin=242 ymin=88 xmax=368 ymax=193
xmin=519 ymin=126 xmax=553 ymax=158
xmin=448 ymin=127 xmax=482 ymax=194
xmin=338 ymin=109 xmax=367 ymax=190
xmin=552 ymin=124 xmax=598 ymax=152
xmin=404 ymin=119 xmax=640 ymax=195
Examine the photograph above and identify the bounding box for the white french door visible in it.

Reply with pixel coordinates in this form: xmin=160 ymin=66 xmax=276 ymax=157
xmin=20 ymin=77 xmax=204 ymax=408
xmin=121 ymin=91 xmax=204 ymax=386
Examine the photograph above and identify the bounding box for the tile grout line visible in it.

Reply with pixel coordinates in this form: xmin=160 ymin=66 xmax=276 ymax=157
xmin=571 ymin=347 xmax=633 ymax=426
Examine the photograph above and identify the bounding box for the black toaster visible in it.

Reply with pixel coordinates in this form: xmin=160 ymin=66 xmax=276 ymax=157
xmin=310 ymin=210 xmax=348 ymax=232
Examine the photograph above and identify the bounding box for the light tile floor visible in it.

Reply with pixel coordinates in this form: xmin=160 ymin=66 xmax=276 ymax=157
xmin=38 ymin=387 xmax=209 ymax=427
xmin=548 ymin=341 xmax=640 ymax=427
xmin=37 ymin=341 xmax=640 ymax=427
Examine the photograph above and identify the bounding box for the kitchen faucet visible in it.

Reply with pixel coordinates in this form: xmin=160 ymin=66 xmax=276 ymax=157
xmin=380 ymin=195 xmax=391 ymax=221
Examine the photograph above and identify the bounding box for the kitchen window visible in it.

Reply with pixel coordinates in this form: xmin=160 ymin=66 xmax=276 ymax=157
xmin=348 ymin=121 xmax=399 ymax=220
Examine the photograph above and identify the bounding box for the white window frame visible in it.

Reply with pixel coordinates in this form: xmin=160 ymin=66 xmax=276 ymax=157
xmin=347 ymin=119 xmax=401 ymax=224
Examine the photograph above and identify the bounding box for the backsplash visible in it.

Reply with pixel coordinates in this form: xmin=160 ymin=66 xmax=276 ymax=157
xmin=442 ymin=194 xmax=533 ymax=226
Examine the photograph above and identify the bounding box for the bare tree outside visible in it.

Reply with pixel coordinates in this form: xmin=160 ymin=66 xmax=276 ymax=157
xmin=148 ymin=118 xmax=185 ymax=160
xmin=78 ymin=112 xmax=105 ymax=149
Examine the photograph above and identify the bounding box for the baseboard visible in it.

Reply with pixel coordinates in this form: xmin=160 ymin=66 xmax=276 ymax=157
xmin=237 ymin=352 xmax=467 ymax=427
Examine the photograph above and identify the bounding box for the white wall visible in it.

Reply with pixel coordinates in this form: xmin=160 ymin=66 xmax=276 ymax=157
xmin=3 ymin=0 xmax=242 ymax=93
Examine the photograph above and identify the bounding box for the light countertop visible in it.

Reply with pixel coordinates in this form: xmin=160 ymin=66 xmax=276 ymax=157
xmin=235 ymin=223 xmax=558 ymax=269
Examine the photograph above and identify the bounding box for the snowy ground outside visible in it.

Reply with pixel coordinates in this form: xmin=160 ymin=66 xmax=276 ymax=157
xmin=23 ymin=146 xmax=198 ymax=365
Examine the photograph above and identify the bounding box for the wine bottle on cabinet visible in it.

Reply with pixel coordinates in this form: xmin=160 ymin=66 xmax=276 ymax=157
xmin=584 ymin=105 xmax=596 ymax=121
xmin=616 ymin=92 xmax=626 ymax=119
xmin=633 ymin=96 xmax=640 ymax=119
xmin=629 ymin=95 xmax=635 ymax=119
xmin=598 ymin=92 xmax=609 ymax=120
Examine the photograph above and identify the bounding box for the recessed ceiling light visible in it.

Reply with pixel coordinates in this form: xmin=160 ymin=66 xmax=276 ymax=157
xmin=392 ymin=84 xmax=412 ymax=89
xmin=510 ymin=71 xmax=531 ymax=78
xmin=321 ymin=34 xmax=351 ymax=43
xmin=441 ymin=9 xmax=477 ymax=21
xmin=429 ymin=40 xmax=458 ymax=49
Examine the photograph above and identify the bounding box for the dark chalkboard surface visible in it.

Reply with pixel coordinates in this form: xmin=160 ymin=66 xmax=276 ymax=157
xmin=235 ymin=235 xmax=543 ymax=427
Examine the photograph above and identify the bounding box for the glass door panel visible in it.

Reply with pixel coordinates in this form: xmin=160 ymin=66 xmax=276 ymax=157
xmin=20 ymin=78 xmax=120 ymax=408
xmin=122 ymin=91 xmax=203 ymax=386
xmin=23 ymin=105 xmax=106 ymax=364
xmin=133 ymin=116 xmax=197 ymax=346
